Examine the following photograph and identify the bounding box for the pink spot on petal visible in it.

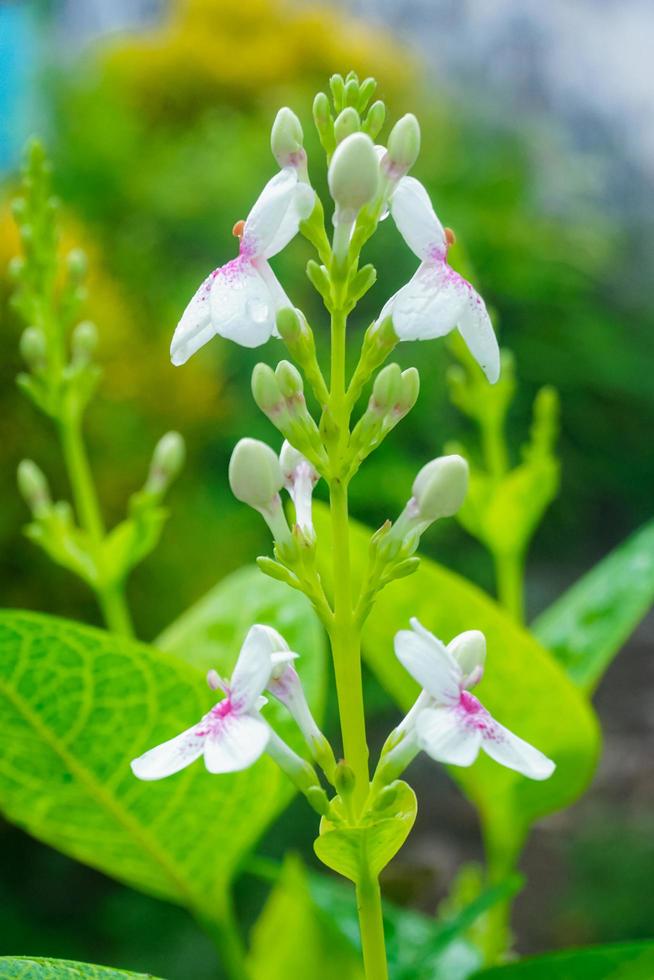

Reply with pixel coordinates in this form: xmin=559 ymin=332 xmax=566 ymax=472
xmin=457 ymin=691 xmax=501 ymax=740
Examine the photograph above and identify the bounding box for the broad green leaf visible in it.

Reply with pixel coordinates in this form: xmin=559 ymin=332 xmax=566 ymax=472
xmin=314 ymin=503 xmax=599 ymax=860
xmin=0 ymin=592 xmax=324 ymax=919
xmin=532 ymin=519 xmax=654 ymax=691
xmin=314 ymin=781 xmax=416 ymax=883
xmin=471 ymin=941 xmax=654 ymax=979
xmin=247 ymin=856 xmax=364 ymax=980
xmin=0 ymin=958 xmax=160 ymax=979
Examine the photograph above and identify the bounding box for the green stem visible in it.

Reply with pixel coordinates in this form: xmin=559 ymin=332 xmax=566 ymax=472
xmin=494 ymin=551 xmax=525 ymax=625
xmin=356 ymin=874 xmax=388 ymax=980
xmin=59 ymin=416 xmax=134 ymax=637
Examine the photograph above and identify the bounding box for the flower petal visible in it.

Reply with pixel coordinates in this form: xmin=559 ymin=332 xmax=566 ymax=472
xmin=203 ymin=712 xmax=270 ymax=773
xmin=394 ymin=619 xmax=461 ymax=703
xmin=262 ymin=183 xmax=315 ymax=259
xmin=456 ymin=288 xmax=500 ymax=384
xmin=243 ymin=168 xmax=311 ymax=258
xmin=448 ymin=630 xmax=486 ymax=688
xmin=230 ymin=625 xmax=278 ymax=710
xmin=385 ymin=262 xmax=467 ymax=341
xmin=209 ymin=256 xmax=278 ymax=348
xmin=481 ymin=721 xmax=556 ymax=781
xmin=415 ymin=705 xmax=482 ymax=766
xmin=170 ymin=271 xmax=218 ymax=366
xmin=390 ymin=176 xmax=447 ymax=261
xmin=130 ymin=724 xmax=205 ymax=781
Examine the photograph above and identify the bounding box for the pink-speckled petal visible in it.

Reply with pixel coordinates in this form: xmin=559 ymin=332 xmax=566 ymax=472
xmin=481 ymin=720 xmax=556 ymax=781
xmin=203 ymin=712 xmax=270 ymax=773
xmin=415 ymin=705 xmax=481 ymax=766
xmin=243 ymin=168 xmax=305 ymax=258
xmin=387 ymin=263 xmax=467 ymax=341
xmin=391 ymin=176 xmax=447 ymax=261
xmin=170 ymin=270 xmax=219 ymax=366
xmin=130 ymin=724 xmax=205 ymax=780
xmin=394 ymin=620 xmax=461 ymax=704
xmin=456 ymin=286 xmax=500 ymax=384
xmin=209 ymin=257 xmax=277 ymax=348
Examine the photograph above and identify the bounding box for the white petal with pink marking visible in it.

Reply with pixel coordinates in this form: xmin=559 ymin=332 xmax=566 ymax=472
xmin=170 ymin=271 xmax=218 ymax=366
xmin=481 ymin=721 xmax=556 ymax=780
xmin=456 ymin=289 xmax=500 ymax=384
xmin=203 ymin=712 xmax=270 ymax=773
xmin=382 ymin=262 xmax=467 ymax=341
xmin=208 ymin=257 xmax=278 ymax=348
xmin=415 ymin=705 xmax=482 ymax=766
xmin=394 ymin=621 xmax=461 ymax=704
xmin=230 ymin=627 xmax=277 ymax=711
xmin=390 ymin=176 xmax=447 ymax=261
xmin=130 ymin=724 xmax=205 ymax=781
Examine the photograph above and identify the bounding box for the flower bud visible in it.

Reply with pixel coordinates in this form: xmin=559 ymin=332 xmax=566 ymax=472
xmin=17 ymin=459 xmax=51 ymax=517
xmin=271 ymin=107 xmax=305 ymax=169
xmin=334 ymin=760 xmax=356 ymax=797
xmin=146 ymin=431 xmax=185 ymax=495
xmin=371 ymin=363 xmax=402 ymax=415
xmin=362 ymin=100 xmax=386 ymax=140
xmin=344 ymin=77 xmax=359 ymax=108
xmin=329 ymin=74 xmax=345 ymax=110
xmin=334 ymin=106 xmax=360 ymax=144
xmin=357 ymin=77 xmax=377 ymax=111
xmin=229 ymin=438 xmax=283 ymax=511
xmin=328 ymin=133 xmax=380 ymax=224
xmin=252 ymin=362 xmax=285 ymax=415
xmin=71 ymin=320 xmax=98 ymax=365
xmin=412 ymin=454 xmax=469 ymax=522
xmin=396 ymin=367 xmax=420 ymax=416
xmin=20 ymin=326 xmax=47 ymax=370
xmin=313 ymin=92 xmax=334 ymax=154
xmin=383 ymin=113 xmax=421 ymax=179
xmin=275 ymin=360 xmax=303 ymax=399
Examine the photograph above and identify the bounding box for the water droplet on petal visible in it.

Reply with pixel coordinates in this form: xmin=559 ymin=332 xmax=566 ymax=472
xmin=246 ymin=297 xmax=269 ymax=323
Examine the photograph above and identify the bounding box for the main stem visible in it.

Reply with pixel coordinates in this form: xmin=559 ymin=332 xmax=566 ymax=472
xmin=495 ymin=551 xmax=525 ymax=625
xmin=328 ymin=306 xmax=388 ymax=979
xmin=59 ymin=416 xmax=134 ymax=637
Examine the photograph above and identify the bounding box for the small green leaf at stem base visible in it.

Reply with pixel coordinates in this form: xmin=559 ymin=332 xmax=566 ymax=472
xmin=314 ymin=780 xmax=417 ymax=883
xmin=0 ymin=958 xmax=162 ymax=979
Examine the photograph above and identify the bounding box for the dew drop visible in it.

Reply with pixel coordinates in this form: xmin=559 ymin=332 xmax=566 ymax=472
xmin=246 ymin=297 xmax=269 ymax=323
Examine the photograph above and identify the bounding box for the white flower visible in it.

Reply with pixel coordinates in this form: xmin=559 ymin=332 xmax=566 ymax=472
xmin=379 ymin=177 xmax=500 ymax=384
xmin=170 ymin=169 xmax=314 ymax=365
xmin=394 ymin=619 xmax=555 ymax=780
xmin=279 ymin=440 xmax=319 ymax=534
xmin=130 ymin=625 xmax=293 ymax=779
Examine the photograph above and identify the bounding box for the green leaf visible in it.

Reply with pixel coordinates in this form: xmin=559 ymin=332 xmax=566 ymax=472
xmin=314 ymin=780 xmax=417 ymax=883
xmin=0 ymin=580 xmax=325 ymax=919
xmin=0 ymin=957 xmax=160 ymax=979
xmin=247 ymin=856 xmax=364 ymax=980
xmin=532 ymin=519 xmax=654 ymax=692
xmin=471 ymin=941 xmax=654 ymax=979
xmin=314 ymin=503 xmax=600 ymax=862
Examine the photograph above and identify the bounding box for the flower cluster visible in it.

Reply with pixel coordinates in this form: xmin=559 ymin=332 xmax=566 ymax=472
xmin=133 ymin=73 xmax=553 ymax=902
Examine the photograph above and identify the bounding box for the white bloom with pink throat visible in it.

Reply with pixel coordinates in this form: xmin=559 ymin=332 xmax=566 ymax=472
xmin=170 ymin=168 xmax=314 ymax=365
xmin=392 ymin=619 xmax=555 ymax=780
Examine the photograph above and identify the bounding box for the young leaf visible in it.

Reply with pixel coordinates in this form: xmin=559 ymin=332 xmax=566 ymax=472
xmin=314 ymin=781 xmax=417 ymax=883
xmin=0 ymin=958 xmax=161 ymax=979
xmin=314 ymin=503 xmax=600 ymax=865
xmin=471 ymin=940 xmax=654 ymax=979
xmin=532 ymin=519 xmax=654 ymax=692
xmin=248 ymin=856 xmax=364 ymax=980
xmin=0 ymin=598 xmax=323 ymax=921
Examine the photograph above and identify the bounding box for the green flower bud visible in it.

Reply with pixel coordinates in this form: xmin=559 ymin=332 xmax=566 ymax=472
xmin=334 ymin=106 xmax=360 ymax=144
xmin=329 ymin=74 xmax=345 ymax=110
xmin=271 ymin=107 xmax=305 ymax=169
xmin=344 ymin=77 xmax=359 ymax=107
xmin=147 ymin=431 xmax=185 ymax=494
xmin=371 ymin=363 xmax=402 ymax=415
xmin=252 ymin=362 xmax=284 ymax=415
xmin=17 ymin=459 xmax=51 ymax=517
xmin=71 ymin=320 xmax=98 ymax=364
xmin=383 ymin=113 xmax=421 ymax=179
xmin=19 ymin=327 xmax=47 ymax=370
xmin=228 ymin=438 xmax=283 ymax=511
xmin=357 ymin=77 xmax=377 ymax=111
xmin=334 ymin=760 xmax=356 ymax=797
xmin=313 ymin=91 xmax=335 ymax=155
xmin=397 ymin=367 xmax=420 ymax=415
xmin=275 ymin=360 xmax=303 ymax=398
xmin=328 ymin=133 xmax=380 ymax=223
xmin=412 ymin=454 xmax=469 ymax=522
xmin=276 ymin=306 xmax=302 ymax=343
xmin=362 ymin=99 xmax=386 ymax=140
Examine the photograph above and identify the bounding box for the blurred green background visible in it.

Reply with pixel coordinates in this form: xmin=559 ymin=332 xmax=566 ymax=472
xmin=1 ymin=0 xmax=652 ymax=976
